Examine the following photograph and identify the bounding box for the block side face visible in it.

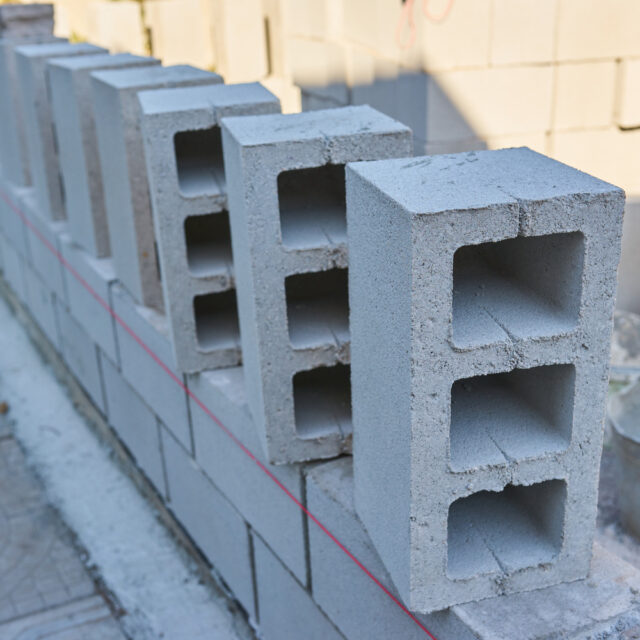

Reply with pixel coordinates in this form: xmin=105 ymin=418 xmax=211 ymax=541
xmin=347 ymin=167 xmax=413 ymax=601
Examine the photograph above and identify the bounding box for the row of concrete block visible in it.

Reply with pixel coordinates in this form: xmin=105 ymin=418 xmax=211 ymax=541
xmin=0 ymin=1 xmax=626 ymax=621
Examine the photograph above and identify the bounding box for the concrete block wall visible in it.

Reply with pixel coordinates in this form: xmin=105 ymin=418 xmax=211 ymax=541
xmin=139 ymin=82 xmax=280 ymax=373
xmin=222 ymin=106 xmax=412 ymax=464
xmin=346 ymin=148 xmax=625 ymax=612
xmin=0 ymin=7 xmax=633 ymax=640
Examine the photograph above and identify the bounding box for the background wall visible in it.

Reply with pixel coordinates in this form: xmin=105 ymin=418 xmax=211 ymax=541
xmin=5 ymin=0 xmax=640 ymax=311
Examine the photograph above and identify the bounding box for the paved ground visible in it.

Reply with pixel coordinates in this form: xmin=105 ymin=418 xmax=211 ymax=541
xmin=0 ymin=426 xmax=126 ymax=639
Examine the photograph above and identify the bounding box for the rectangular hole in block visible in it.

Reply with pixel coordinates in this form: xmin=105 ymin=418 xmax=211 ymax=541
xmin=450 ymin=364 xmax=574 ymax=471
xmin=447 ymin=480 xmax=566 ymax=580
xmin=293 ymin=364 xmax=352 ymax=440
xmin=174 ymin=126 xmax=225 ymax=197
xmin=278 ymin=164 xmax=346 ymax=249
xmin=193 ymin=290 xmax=240 ymax=352
xmin=184 ymin=211 xmax=232 ymax=278
xmin=452 ymin=232 xmax=584 ymax=347
xmin=285 ymin=268 xmax=349 ymax=350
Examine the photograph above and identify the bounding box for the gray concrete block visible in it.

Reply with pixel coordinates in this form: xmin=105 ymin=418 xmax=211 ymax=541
xmin=59 ymin=233 xmax=119 ymax=364
xmin=55 ymin=301 xmax=105 ymax=413
xmin=188 ymin=367 xmax=308 ymax=584
xmin=346 ymin=148 xmax=626 ymax=612
xmin=48 ymin=53 xmax=160 ymax=258
xmin=221 ymin=106 xmax=412 ymax=464
xmin=91 ymin=65 xmax=223 ymax=311
xmin=161 ymin=426 xmax=256 ymax=621
xmin=0 ymin=232 xmax=27 ymax=304
xmin=0 ymin=34 xmax=60 ymax=187
xmin=19 ymin=190 xmax=67 ymax=302
xmin=0 ymin=177 xmax=31 ymax=258
xmin=14 ymin=42 xmax=106 ymax=220
xmin=23 ymin=260 xmax=60 ymax=350
xmin=252 ymin=533 xmax=345 ymax=640
xmin=111 ymin=283 xmax=191 ymax=449
xmin=0 ymin=4 xmax=53 ymax=39
xmin=139 ymin=82 xmax=280 ymax=373
xmin=100 ymin=352 xmax=165 ymax=495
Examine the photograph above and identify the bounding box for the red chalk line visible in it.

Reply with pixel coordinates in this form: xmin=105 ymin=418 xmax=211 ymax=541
xmin=0 ymin=187 xmax=438 ymax=640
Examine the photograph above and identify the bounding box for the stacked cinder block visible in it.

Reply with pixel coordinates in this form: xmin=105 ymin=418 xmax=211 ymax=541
xmin=91 ymin=65 xmax=223 ymax=311
xmin=0 ymin=4 xmax=56 ymax=187
xmin=48 ymin=53 xmax=160 ymax=258
xmin=347 ymin=148 xmax=625 ymax=612
xmin=222 ymin=106 xmax=412 ymax=463
xmin=14 ymin=41 xmax=107 ymax=220
xmin=139 ymin=83 xmax=280 ymax=373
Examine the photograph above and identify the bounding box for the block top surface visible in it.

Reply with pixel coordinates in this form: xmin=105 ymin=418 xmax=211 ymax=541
xmin=14 ymin=41 xmax=104 ymax=60
xmin=349 ymin=147 xmax=624 ymax=215
xmin=138 ymin=82 xmax=278 ymax=117
xmin=222 ymin=105 xmax=411 ymax=147
xmin=90 ymin=64 xmax=221 ymax=91
xmin=47 ymin=52 xmax=157 ymax=72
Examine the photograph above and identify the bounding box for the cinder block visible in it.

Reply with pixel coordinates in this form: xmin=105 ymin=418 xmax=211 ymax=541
xmin=0 ymin=177 xmax=31 ymax=258
xmin=252 ymin=533 xmax=345 ymax=640
xmin=23 ymin=260 xmax=60 ymax=350
xmin=554 ymin=61 xmax=616 ymax=130
xmin=0 ymin=4 xmax=53 ymax=39
xmin=306 ymin=459 xmax=481 ymax=640
xmin=0 ymin=33 xmax=60 ymax=187
xmin=101 ymin=352 xmax=165 ymax=494
xmin=59 ymin=233 xmax=119 ymax=364
xmin=222 ymin=106 xmax=412 ymax=464
xmin=617 ymin=58 xmax=640 ymax=129
xmin=347 ymin=148 xmax=625 ymax=612
xmin=48 ymin=53 xmax=160 ymax=258
xmin=91 ymin=65 xmax=223 ymax=311
xmin=188 ymin=367 xmax=308 ymax=584
xmin=161 ymin=426 xmax=256 ymax=621
xmin=490 ymin=0 xmax=556 ymax=65
xmin=427 ymin=67 xmax=554 ymax=142
xmin=308 ymin=458 xmax=640 ymax=640
xmin=111 ymin=284 xmax=191 ymax=450
xmin=56 ymin=300 xmax=106 ymax=413
xmin=0 ymin=233 xmax=27 ymax=304
xmin=139 ymin=82 xmax=280 ymax=373
xmin=14 ymin=41 xmax=106 ymax=220
xmin=556 ymin=0 xmax=640 ymax=61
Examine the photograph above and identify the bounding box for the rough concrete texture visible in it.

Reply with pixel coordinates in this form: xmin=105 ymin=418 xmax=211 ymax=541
xmin=0 ymin=34 xmax=60 ymax=187
xmin=15 ymin=41 xmax=107 ymax=220
xmin=139 ymin=82 xmax=280 ymax=373
xmin=91 ymin=65 xmax=223 ymax=311
xmin=48 ymin=53 xmax=160 ymax=258
xmin=59 ymin=233 xmax=119 ymax=363
xmin=0 ymin=4 xmax=53 ymax=39
xmin=252 ymin=533 xmax=345 ymax=640
xmin=111 ymin=284 xmax=191 ymax=450
xmin=161 ymin=426 xmax=257 ymax=622
xmin=347 ymin=147 xmax=625 ymax=612
xmin=187 ymin=367 xmax=308 ymax=584
xmin=0 ymin=176 xmax=30 ymax=258
xmin=0 ymin=232 xmax=27 ymax=304
xmin=23 ymin=260 xmax=60 ymax=350
xmin=222 ymin=105 xmax=412 ymax=464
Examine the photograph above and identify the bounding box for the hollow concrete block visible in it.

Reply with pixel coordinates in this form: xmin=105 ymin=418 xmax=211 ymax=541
xmin=14 ymin=41 xmax=106 ymax=220
xmin=91 ymin=65 xmax=223 ymax=311
xmin=48 ymin=53 xmax=160 ymax=258
xmin=221 ymin=105 xmax=412 ymax=464
xmin=139 ymin=82 xmax=280 ymax=373
xmin=346 ymin=147 xmax=625 ymax=612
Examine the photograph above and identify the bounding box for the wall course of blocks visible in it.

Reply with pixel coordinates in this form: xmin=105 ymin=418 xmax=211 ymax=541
xmin=23 ymin=260 xmax=60 ymax=350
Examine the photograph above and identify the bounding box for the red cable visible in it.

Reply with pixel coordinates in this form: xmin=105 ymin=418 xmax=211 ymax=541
xmin=0 ymin=188 xmax=439 ymax=640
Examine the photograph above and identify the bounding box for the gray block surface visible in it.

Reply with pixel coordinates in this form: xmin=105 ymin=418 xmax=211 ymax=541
xmin=24 ymin=260 xmax=60 ymax=350
xmin=91 ymin=65 xmax=223 ymax=311
xmin=15 ymin=41 xmax=106 ymax=220
xmin=347 ymin=148 xmax=625 ymax=611
xmin=139 ymin=82 xmax=280 ymax=373
xmin=0 ymin=4 xmax=53 ymax=39
xmin=222 ymin=105 xmax=412 ymax=464
xmin=48 ymin=53 xmax=160 ymax=258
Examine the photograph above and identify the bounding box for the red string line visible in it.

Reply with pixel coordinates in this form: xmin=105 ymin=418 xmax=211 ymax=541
xmin=396 ymin=0 xmax=456 ymax=49
xmin=0 ymin=187 xmax=438 ymax=640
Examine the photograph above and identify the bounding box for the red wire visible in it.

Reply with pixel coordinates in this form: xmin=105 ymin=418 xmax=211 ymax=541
xmin=396 ymin=0 xmax=456 ymax=49
xmin=0 ymin=187 xmax=439 ymax=639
